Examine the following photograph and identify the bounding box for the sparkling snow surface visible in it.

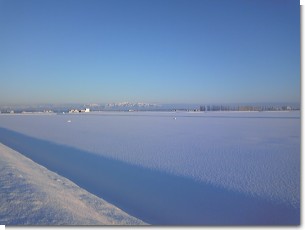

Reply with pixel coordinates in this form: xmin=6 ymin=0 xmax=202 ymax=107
xmin=0 ymin=111 xmax=300 ymax=208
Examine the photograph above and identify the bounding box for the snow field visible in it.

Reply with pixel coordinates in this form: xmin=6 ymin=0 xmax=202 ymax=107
xmin=0 ymin=111 xmax=300 ymax=208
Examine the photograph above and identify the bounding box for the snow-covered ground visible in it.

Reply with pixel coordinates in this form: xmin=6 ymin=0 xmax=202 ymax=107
xmin=0 ymin=143 xmax=145 ymax=225
xmin=0 ymin=111 xmax=299 ymax=207
xmin=0 ymin=111 xmax=300 ymax=224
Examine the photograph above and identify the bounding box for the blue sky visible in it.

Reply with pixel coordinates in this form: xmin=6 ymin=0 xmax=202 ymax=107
xmin=0 ymin=0 xmax=300 ymax=105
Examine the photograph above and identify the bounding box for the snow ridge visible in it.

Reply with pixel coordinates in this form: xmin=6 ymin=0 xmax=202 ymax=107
xmin=0 ymin=143 xmax=145 ymax=225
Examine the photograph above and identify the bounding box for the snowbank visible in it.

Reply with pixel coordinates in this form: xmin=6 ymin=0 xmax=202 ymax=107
xmin=0 ymin=143 xmax=145 ymax=225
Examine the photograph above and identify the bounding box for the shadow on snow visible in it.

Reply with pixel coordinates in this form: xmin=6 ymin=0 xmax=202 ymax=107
xmin=0 ymin=127 xmax=299 ymax=225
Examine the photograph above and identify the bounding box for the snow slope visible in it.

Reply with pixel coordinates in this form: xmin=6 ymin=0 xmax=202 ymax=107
xmin=0 ymin=143 xmax=145 ymax=225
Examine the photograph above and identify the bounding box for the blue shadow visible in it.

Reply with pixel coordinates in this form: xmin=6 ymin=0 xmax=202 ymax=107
xmin=0 ymin=127 xmax=299 ymax=225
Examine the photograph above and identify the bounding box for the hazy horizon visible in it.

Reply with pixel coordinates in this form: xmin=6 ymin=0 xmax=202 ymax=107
xmin=0 ymin=100 xmax=300 ymax=107
xmin=0 ymin=0 xmax=300 ymax=105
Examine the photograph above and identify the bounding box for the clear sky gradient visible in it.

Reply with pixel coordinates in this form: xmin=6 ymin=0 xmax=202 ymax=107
xmin=0 ymin=0 xmax=300 ymax=105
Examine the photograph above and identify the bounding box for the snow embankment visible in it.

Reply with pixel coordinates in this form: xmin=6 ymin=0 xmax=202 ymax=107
xmin=0 ymin=143 xmax=145 ymax=225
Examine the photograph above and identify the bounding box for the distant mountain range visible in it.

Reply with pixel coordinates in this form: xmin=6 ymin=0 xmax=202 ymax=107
xmin=105 ymin=102 xmax=159 ymax=108
xmin=0 ymin=102 xmax=300 ymax=113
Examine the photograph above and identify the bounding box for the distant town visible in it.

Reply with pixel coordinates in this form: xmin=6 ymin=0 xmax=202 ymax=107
xmin=0 ymin=102 xmax=300 ymax=114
